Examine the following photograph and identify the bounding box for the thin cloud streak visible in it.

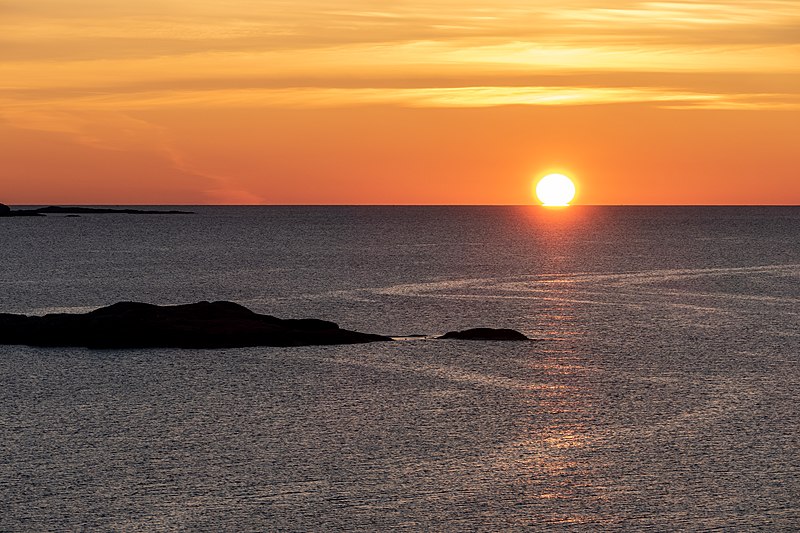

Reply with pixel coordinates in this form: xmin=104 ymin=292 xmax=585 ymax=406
xmin=0 ymin=104 xmax=262 ymax=204
xmin=2 ymin=41 xmax=798 ymax=96
xmin=3 ymin=87 xmax=798 ymax=112
xmin=2 ymin=1 xmax=798 ymax=59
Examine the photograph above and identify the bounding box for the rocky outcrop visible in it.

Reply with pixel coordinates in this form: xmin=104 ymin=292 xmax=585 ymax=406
xmin=33 ymin=206 xmax=194 ymax=215
xmin=0 ymin=208 xmax=43 ymax=217
xmin=438 ymin=328 xmax=530 ymax=341
xmin=0 ymin=205 xmax=193 ymax=217
xmin=0 ymin=301 xmax=540 ymax=348
xmin=0 ymin=301 xmax=391 ymax=349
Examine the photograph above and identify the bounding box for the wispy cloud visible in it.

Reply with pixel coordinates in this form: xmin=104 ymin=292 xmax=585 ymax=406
xmin=2 ymin=1 xmax=798 ymax=61
xmin=4 ymin=86 xmax=798 ymax=112
xmin=0 ymin=103 xmax=264 ymax=203
xmin=0 ymin=1 xmax=798 ymax=113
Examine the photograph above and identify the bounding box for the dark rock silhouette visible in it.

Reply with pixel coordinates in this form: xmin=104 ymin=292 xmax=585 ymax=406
xmin=0 ymin=205 xmax=193 ymax=217
xmin=438 ymin=328 xmax=530 ymax=341
xmin=0 ymin=301 xmax=391 ymax=349
xmin=0 ymin=209 xmax=43 ymax=217
xmin=0 ymin=203 xmax=42 ymax=217
xmin=34 ymin=206 xmax=194 ymax=215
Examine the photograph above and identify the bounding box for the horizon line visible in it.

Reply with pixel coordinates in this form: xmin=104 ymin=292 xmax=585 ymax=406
xmin=5 ymin=203 xmax=800 ymax=208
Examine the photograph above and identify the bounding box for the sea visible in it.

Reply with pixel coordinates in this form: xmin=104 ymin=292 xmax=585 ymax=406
xmin=1 ymin=206 xmax=798 ymax=531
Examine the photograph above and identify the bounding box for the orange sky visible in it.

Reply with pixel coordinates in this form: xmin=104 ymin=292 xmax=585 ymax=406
xmin=1 ymin=0 xmax=799 ymax=205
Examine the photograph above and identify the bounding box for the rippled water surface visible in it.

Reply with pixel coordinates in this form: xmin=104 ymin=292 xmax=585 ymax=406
xmin=1 ymin=206 xmax=799 ymax=530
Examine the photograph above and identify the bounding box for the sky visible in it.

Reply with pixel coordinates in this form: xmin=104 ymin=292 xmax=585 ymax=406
xmin=1 ymin=0 xmax=799 ymax=205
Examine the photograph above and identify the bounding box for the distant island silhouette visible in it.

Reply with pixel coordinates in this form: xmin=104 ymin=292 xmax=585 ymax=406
xmin=0 ymin=203 xmax=194 ymax=217
xmin=0 ymin=301 xmax=531 ymax=349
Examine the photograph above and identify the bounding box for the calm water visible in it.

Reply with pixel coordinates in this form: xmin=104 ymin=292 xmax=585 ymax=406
xmin=1 ymin=206 xmax=799 ymax=530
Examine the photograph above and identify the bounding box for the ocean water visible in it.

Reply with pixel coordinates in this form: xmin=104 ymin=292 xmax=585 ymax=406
xmin=1 ymin=206 xmax=798 ymax=531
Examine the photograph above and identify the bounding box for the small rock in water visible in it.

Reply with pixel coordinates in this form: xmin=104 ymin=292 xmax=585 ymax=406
xmin=438 ymin=328 xmax=530 ymax=341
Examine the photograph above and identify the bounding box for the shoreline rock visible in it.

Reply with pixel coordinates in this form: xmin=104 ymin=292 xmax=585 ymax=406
xmin=0 ymin=301 xmax=535 ymax=349
xmin=0 ymin=203 xmax=43 ymax=217
xmin=0 ymin=301 xmax=390 ymax=349
xmin=0 ymin=205 xmax=194 ymax=217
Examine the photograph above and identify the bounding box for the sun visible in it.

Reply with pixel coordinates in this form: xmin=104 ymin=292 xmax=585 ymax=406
xmin=535 ymin=174 xmax=576 ymax=206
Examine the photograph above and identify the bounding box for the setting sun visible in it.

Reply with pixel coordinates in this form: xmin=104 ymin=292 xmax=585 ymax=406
xmin=536 ymin=174 xmax=576 ymax=206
